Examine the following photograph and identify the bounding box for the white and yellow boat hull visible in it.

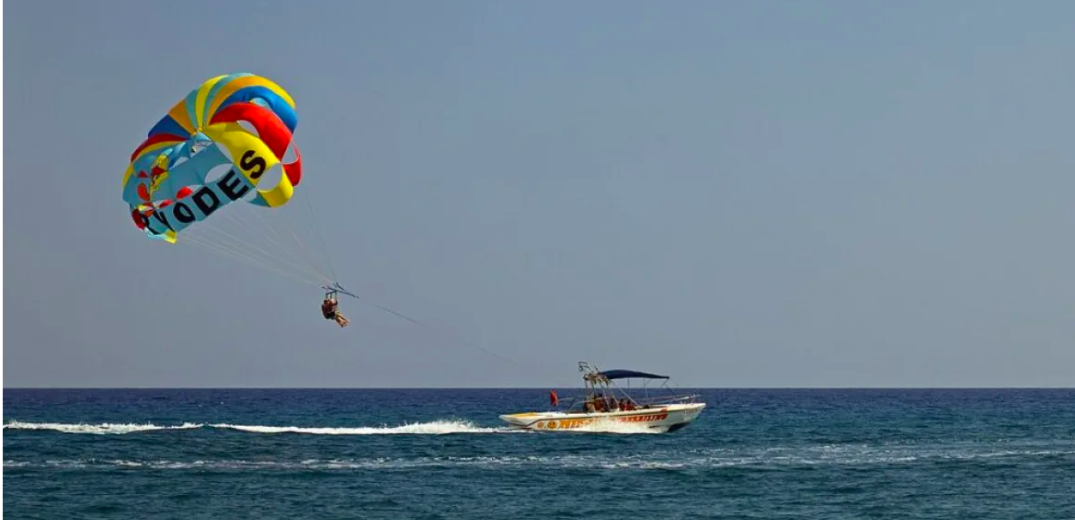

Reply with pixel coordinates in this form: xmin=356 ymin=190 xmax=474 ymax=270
xmin=499 ymin=403 xmax=705 ymax=433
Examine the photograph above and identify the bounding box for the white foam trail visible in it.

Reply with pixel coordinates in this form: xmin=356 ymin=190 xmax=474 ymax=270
xmin=2 ymin=421 xmax=203 ymax=435
xmin=2 ymin=419 xmax=511 ymax=435
xmin=210 ymin=420 xmax=510 ymax=435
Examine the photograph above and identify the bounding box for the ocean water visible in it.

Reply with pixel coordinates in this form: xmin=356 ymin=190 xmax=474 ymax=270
xmin=4 ymin=389 xmax=1074 ymax=519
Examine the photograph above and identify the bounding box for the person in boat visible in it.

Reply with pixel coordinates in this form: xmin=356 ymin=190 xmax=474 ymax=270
xmin=594 ymin=395 xmax=607 ymax=413
xmin=321 ymin=291 xmax=350 ymax=327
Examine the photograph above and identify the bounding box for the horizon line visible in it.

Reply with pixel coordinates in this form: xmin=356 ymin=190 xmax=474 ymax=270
xmin=5 ymin=386 xmax=1074 ymax=390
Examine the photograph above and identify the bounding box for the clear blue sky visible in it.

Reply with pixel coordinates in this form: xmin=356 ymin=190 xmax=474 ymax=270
xmin=5 ymin=0 xmax=1075 ymax=387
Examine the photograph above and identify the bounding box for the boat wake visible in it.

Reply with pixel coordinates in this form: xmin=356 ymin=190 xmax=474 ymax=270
xmin=209 ymin=420 xmax=509 ymax=435
xmin=2 ymin=419 xmax=515 ymax=436
xmin=1 ymin=420 xmax=204 ymax=435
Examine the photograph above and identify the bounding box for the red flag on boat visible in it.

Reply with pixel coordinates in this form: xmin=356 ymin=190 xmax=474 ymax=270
xmin=549 ymin=390 xmax=559 ymax=407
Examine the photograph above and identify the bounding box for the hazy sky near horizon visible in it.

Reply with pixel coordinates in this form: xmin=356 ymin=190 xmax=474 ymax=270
xmin=5 ymin=0 xmax=1075 ymax=388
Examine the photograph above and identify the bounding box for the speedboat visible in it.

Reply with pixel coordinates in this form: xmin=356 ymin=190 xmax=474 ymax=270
xmin=499 ymin=362 xmax=706 ymax=433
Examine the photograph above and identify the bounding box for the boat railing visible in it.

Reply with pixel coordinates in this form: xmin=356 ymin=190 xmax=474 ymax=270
xmin=559 ymin=391 xmax=700 ymax=413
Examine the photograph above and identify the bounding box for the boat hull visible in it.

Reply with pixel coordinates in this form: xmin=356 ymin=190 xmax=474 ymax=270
xmin=499 ymin=403 xmax=705 ymax=433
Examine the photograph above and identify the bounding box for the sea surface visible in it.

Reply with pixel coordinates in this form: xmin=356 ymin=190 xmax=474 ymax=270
xmin=4 ymin=389 xmax=1074 ymax=519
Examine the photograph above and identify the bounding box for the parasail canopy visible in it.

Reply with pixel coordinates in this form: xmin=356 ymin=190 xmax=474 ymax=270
xmin=122 ymin=73 xmax=303 ymax=243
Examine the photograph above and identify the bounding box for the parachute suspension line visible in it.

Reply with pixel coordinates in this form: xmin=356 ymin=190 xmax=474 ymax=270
xmin=179 ymin=233 xmax=325 ymax=288
xmin=181 ymin=226 xmax=324 ymax=286
xmin=210 ymin=208 xmax=314 ymax=279
xmin=186 ymin=213 xmax=328 ymax=285
xmin=302 ymin=190 xmax=339 ymax=283
xmin=249 ymin=202 xmax=333 ymax=286
xmin=180 ymin=225 xmax=281 ymax=274
xmin=191 ymin=219 xmax=321 ymax=283
xmin=221 ymin=205 xmax=332 ymax=285
xmin=184 ymin=238 xmax=323 ymax=288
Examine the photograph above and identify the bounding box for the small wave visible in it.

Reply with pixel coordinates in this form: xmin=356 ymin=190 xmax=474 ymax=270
xmin=1 ymin=455 xmax=689 ymax=471
xmin=6 ymin=447 xmax=1074 ymax=473
xmin=2 ymin=421 xmax=203 ymax=435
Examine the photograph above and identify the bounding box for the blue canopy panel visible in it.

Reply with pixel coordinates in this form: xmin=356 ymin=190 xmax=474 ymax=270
xmin=598 ymin=369 xmax=669 ymax=380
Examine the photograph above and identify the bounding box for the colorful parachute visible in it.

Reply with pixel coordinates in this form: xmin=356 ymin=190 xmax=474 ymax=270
xmin=122 ymin=73 xmax=303 ymax=243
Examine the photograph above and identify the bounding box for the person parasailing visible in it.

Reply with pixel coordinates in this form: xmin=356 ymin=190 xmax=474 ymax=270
xmin=321 ymin=290 xmax=349 ymax=327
